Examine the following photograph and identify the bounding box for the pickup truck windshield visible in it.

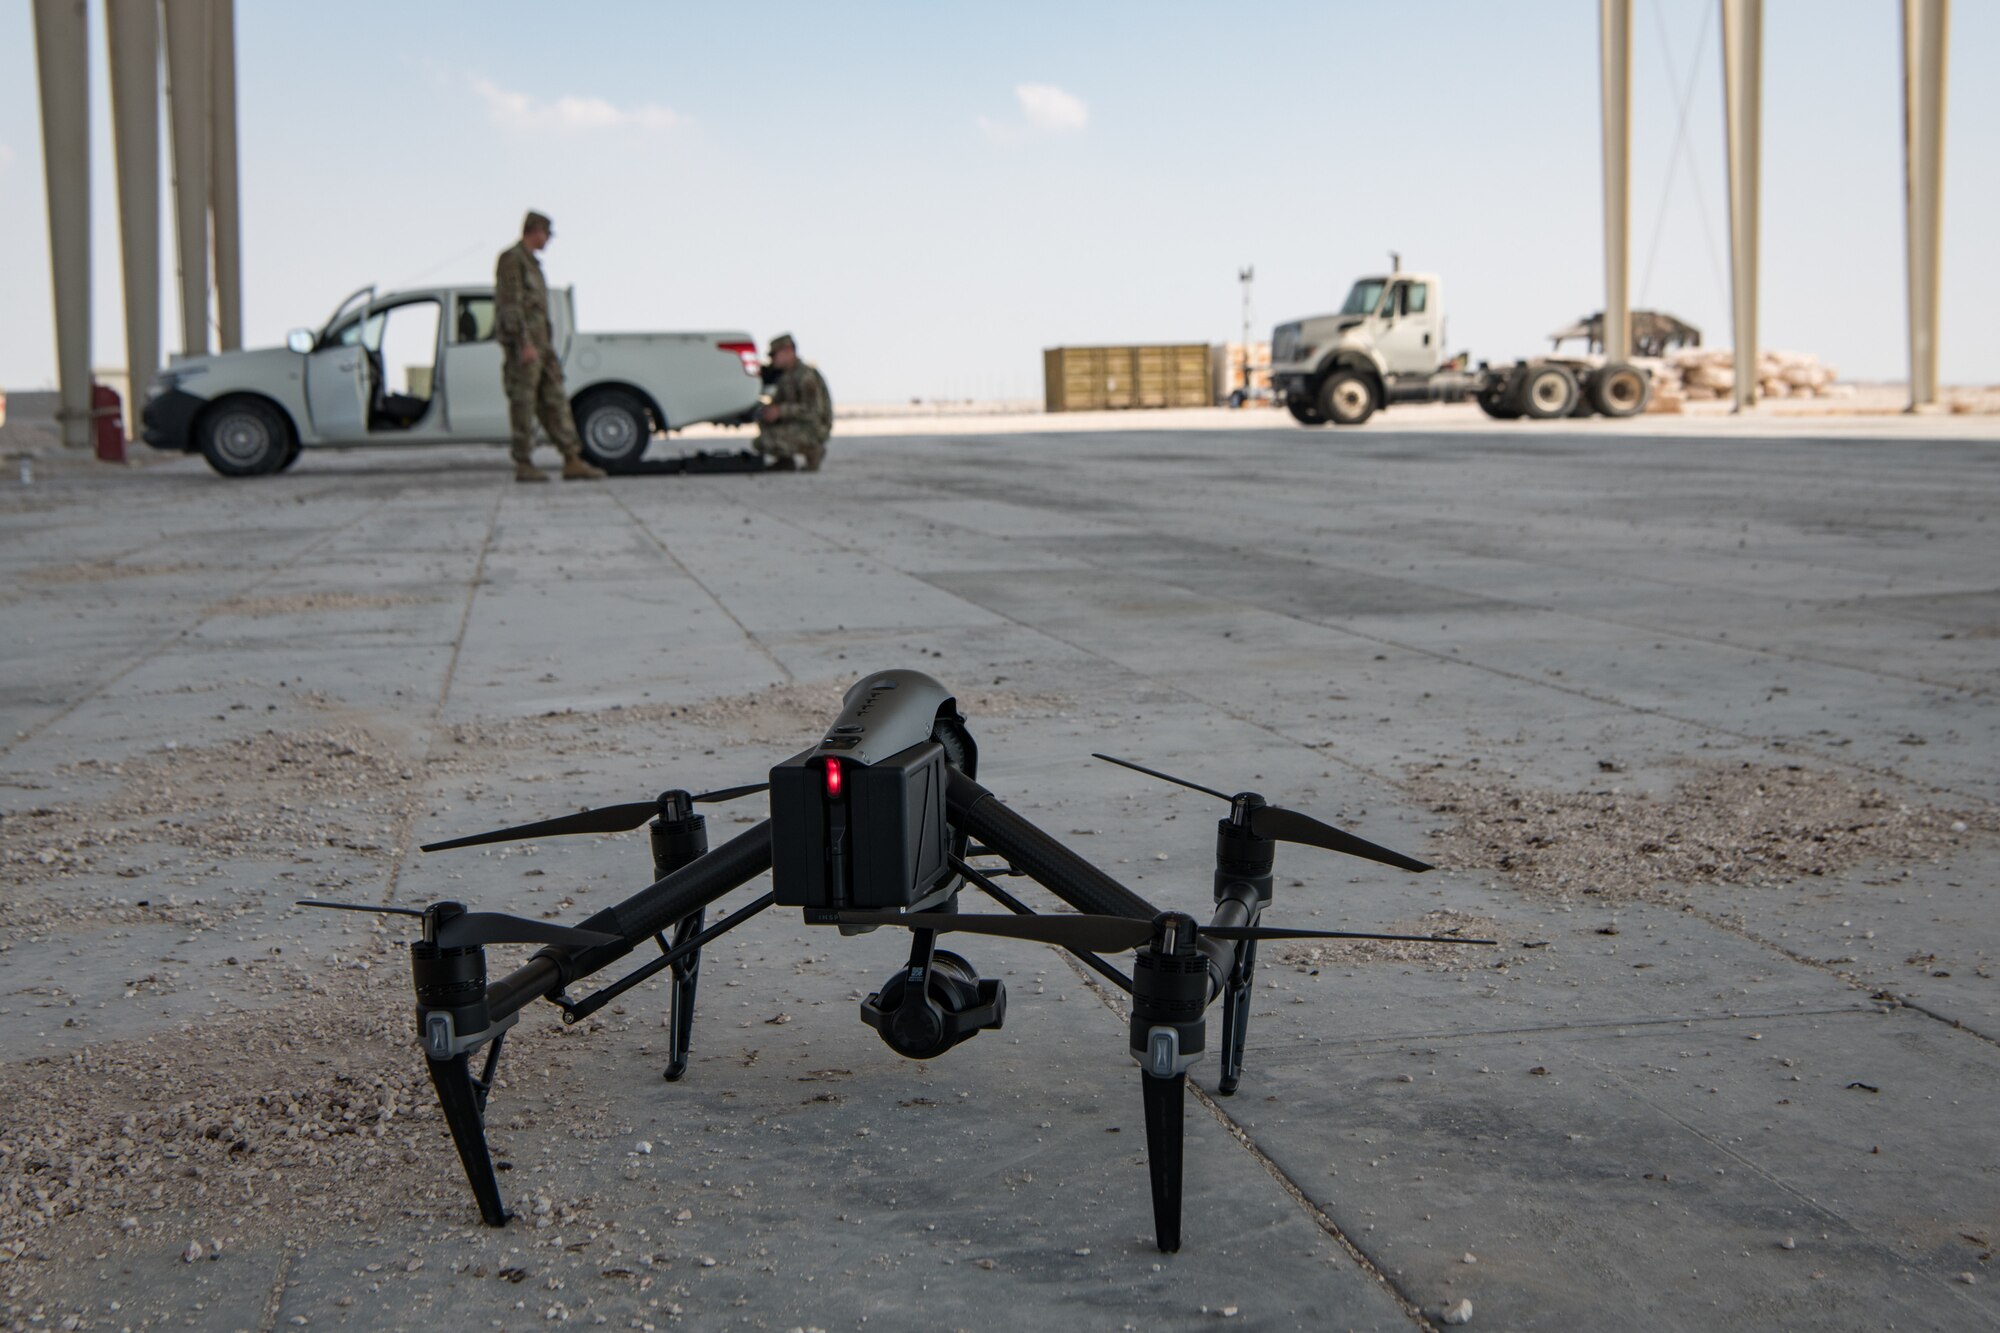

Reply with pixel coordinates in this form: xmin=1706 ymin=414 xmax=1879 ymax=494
xmin=1340 ymin=279 xmax=1387 ymax=316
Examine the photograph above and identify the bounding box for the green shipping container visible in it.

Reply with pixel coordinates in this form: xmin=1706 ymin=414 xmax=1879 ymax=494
xmin=1044 ymin=344 xmax=1215 ymax=412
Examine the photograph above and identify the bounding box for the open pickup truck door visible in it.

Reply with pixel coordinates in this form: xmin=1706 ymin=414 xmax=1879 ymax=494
xmin=441 ymin=292 xmax=509 ymax=439
xmin=306 ymin=315 xmax=370 ymax=443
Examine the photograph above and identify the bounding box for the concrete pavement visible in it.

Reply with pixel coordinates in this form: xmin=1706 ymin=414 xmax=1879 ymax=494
xmin=1 ymin=410 xmax=1995 ymax=1331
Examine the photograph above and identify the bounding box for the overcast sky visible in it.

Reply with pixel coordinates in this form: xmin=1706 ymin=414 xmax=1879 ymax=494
xmin=1 ymin=1 xmax=1995 ymax=403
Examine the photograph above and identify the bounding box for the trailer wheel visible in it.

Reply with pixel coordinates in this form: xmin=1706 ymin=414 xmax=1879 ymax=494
xmin=1476 ymin=384 xmax=1522 ymax=420
xmin=1519 ymin=364 xmax=1580 ymax=419
xmin=1318 ymin=371 xmax=1377 ymax=426
xmin=1588 ymin=363 xmax=1651 ymax=418
xmin=1286 ymin=396 xmax=1327 ymax=426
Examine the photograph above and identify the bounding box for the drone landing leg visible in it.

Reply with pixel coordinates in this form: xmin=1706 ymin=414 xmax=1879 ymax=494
xmin=427 ymin=1040 xmax=509 ymax=1226
xmin=1216 ymin=939 xmax=1259 ymax=1096
xmin=1141 ymin=1070 xmax=1186 ymax=1253
xmin=663 ymin=910 xmax=705 ymax=1081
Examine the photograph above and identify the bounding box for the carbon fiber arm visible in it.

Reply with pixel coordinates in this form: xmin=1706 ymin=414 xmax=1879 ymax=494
xmin=946 ymin=769 xmax=1158 ymax=921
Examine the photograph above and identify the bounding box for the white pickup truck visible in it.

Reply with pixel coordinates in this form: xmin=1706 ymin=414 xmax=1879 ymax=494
xmin=142 ymin=283 xmax=765 ymax=475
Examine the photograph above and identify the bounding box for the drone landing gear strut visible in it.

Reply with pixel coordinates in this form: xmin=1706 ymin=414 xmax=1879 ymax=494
xmin=1131 ymin=915 xmax=1207 ymax=1253
xmin=662 ymin=909 xmax=704 ymax=1081
xmin=427 ymin=1037 xmax=509 ymax=1227
xmin=1216 ymin=938 xmax=1258 ymax=1096
xmin=652 ymin=800 xmax=712 ymax=1082
xmin=1140 ymin=1069 xmax=1187 ymax=1253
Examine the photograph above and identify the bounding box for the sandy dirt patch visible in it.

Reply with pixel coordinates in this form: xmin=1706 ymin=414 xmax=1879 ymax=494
xmin=1408 ymin=759 xmax=1989 ymax=903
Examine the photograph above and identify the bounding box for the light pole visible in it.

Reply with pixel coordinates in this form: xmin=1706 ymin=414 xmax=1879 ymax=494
xmin=1237 ymin=265 xmax=1255 ymax=402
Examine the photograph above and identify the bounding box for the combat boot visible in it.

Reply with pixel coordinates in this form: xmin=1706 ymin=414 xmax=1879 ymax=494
xmin=514 ymin=461 xmax=550 ymax=483
xmin=562 ymin=456 xmax=606 ymax=481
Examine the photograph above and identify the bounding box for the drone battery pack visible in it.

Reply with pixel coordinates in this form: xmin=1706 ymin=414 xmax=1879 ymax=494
xmin=770 ymin=740 xmax=952 ymax=910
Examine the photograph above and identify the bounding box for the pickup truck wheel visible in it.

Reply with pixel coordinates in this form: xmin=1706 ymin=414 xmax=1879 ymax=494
xmin=1519 ymin=364 xmax=1580 ymax=419
xmin=197 ymin=396 xmax=291 ymax=476
xmin=1588 ymin=363 xmax=1652 ymax=417
xmin=1286 ymin=396 xmax=1327 ymax=426
xmin=1318 ymin=370 xmax=1377 ymax=426
xmin=574 ymin=389 xmax=653 ymax=472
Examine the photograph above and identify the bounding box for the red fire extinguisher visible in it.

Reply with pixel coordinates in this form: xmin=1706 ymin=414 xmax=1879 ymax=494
xmin=91 ymin=382 xmax=127 ymax=462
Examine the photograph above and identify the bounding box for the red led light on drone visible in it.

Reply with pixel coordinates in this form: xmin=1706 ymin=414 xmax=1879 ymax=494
xmin=823 ymin=759 xmax=843 ymax=799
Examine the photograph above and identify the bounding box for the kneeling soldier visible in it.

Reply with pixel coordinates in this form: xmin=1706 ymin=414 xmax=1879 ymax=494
xmin=754 ymin=333 xmax=832 ymax=472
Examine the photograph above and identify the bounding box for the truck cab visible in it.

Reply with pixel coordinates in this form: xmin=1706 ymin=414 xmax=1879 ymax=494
xmin=1270 ymin=271 xmax=1447 ymax=425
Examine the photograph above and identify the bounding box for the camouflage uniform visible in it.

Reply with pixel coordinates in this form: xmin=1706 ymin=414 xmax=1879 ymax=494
xmin=755 ymin=346 xmax=833 ymax=471
xmin=495 ymin=234 xmax=587 ymax=467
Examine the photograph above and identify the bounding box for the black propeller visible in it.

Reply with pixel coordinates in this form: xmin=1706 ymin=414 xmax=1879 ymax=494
xmin=1091 ymin=753 xmax=1432 ymax=873
xmin=296 ymin=898 xmax=619 ymax=951
xmin=420 ymin=782 xmax=769 ymax=853
xmin=833 ymin=910 xmax=1493 ymax=954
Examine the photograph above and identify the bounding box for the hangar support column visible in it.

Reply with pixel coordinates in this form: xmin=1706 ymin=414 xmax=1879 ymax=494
xmin=1720 ymin=0 xmax=1762 ymax=413
xmin=32 ymin=0 xmax=93 ymax=451
xmin=107 ymin=0 xmax=161 ymax=430
xmin=163 ymin=0 xmax=211 ymax=357
xmin=1902 ymin=0 xmax=1948 ymax=411
xmin=208 ymin=0 xmax=243 ymax=351
xmin=1599 ymin=0 xmax=1632 ymax=364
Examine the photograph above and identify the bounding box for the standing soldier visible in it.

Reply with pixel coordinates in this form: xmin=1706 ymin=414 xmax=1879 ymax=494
xmin=754 ymin=333 xmax=833 ymax=472
xmin=495 ymin=211 xmax=604 ymax=482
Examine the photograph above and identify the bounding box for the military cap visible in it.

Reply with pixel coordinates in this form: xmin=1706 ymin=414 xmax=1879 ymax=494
xmin=767 ymin=333 xmax=796 ymax=354
xmin=522 ymin=210 xmax=553 ymax=235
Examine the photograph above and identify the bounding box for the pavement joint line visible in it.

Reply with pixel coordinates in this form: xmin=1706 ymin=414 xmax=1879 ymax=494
xmin=1054 ymin=950 xmax=1437 ymax=1330
xmin=376 ymin=485 xmax=504 ymax=907
xmin=1669 ymin=900 xmax=2000 ymax=1049
xmin=1251 ymin=512 xmax=1992 ymax=699
xmin=757 ymin=480 xmax=1993 ymax=809
xmin=1564 ymin=1040 xmax=2000 ymax=1314
xmin=1045 ymin=543 xmax=1994 ymax=810
xmin=255 ymin=1244 xmax=292 ymax=1333
xmin=1257 ymin=1004 xmax=1880 ymax=1053
xmin=605 ymin=485 xmax=796 ymax=684
xmin=926 ymin=467 xmax=1990 ymax=699
xmin=0 ymin=492 xmax=395 ymax=762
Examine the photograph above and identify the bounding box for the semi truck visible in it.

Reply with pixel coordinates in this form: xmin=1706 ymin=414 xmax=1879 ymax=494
xmin=1268 ymin=267 xmax=1653 ymax=427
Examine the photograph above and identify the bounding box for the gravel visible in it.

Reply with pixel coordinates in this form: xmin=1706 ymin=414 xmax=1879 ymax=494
xmin=1408 ymin=760 xmax=1989 ymax=902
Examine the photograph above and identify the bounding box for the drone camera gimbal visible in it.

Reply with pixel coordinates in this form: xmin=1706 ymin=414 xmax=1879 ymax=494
xmin=303 ymin=669 xmax=1490 ymax=1252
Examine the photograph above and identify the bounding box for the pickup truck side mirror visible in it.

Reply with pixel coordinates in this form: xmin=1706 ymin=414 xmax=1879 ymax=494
xmin=287 ymin=329 xmax=316 ymax=354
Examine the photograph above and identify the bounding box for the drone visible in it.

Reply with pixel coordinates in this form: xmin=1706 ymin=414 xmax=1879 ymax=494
xmin=301 ymin=670 xmax=1490 ymax=1252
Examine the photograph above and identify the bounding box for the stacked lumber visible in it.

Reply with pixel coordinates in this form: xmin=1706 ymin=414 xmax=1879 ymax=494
xmin=1658 ymin=348 xmax=1843 ymax=402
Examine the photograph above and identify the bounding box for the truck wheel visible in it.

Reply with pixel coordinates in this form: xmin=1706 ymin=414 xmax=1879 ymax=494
xmin=1519 ymin=364 xmax=1579 ymax=419
xmin=1286 ymin=396 xmax=1327 ymax=426
xmin=1318 ymin=371 xmax=1377 ymax=426
xmin=197 ymin=396 xmax=292 ymax=476
xmin=1588 ymin=363 xmax=1652 ymax=418
xmin=574 ymin=388 xmax=654 ymax=472
xmin=1476 ymin=384 xmax=1521 ymax=419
